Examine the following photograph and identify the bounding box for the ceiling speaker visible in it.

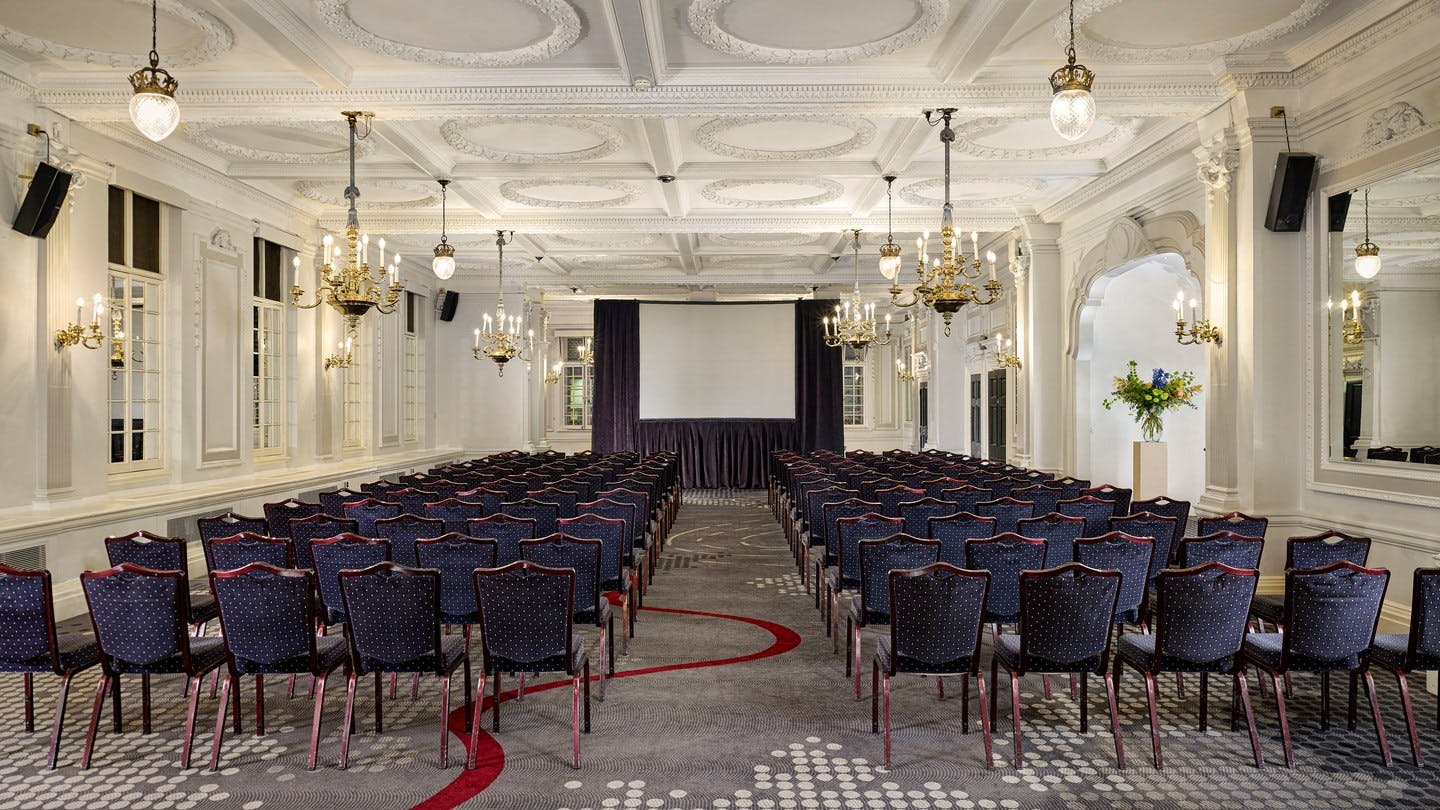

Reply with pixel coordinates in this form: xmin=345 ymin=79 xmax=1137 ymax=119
xmin=438 ymin=290 xmax=459 ymax=322
xmin=1264 ymin=152 xmax=1318 ymax=233
xmin=11 ymin=162 xmax=72 ymax=239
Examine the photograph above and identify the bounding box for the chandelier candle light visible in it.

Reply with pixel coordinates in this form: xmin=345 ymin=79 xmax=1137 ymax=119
xmin=128 ymin=0 xmax=180 ymax=141
xmin=1330 ymin=290 xmax=1365 ymax=345
xmin=993 ymin=332 xmax=1022 ymax=369
xmin=1050 ymin=0 xmax=1097 ymax=141
xmin=473 ymin=230 xmax=533 ymax=375
xmin=1172 ymin=291 xmax=1222 ymax=346
xmin=55 ymin=293 xmax=107 ymax=350
xmin=823 ymin=229 xmax=892 ymax=356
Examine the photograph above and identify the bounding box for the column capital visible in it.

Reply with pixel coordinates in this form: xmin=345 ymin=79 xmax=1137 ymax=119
xmin=1194 ymin=134 xmax=1240 ymax=204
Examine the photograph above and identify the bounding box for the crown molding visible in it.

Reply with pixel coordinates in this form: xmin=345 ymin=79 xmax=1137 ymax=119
xmin=314 ymin=211 xmax=1024 ymax=234
xmin=1041 ymin=123 xmax=1199 ymax=222
xmin=0 ymin=0 xmax=233 ymax=68
xmin=687 ymin=0 xmax=950 ymax=66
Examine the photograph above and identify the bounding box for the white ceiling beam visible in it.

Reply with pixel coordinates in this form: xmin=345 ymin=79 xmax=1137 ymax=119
xmin=674 ymin=234 xmax=699 ymax=275
xmin=227 ymin=0 xmax=353 ymax=89
xmin=932 ymin=0 xmax=1044 ymax=84
xmin=367 ymin=120 xmax=506 ymax=219
xmin=602 ymin=0 xmax=660 ymax=88
xmin=638 ymin=118 xmax=686 ymax=216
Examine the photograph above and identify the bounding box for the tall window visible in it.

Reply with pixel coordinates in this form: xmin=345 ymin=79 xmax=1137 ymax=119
xmin=108 ymin=186 xmax=164 ymax=472
xmin=842 ymin=345 xmax=866 ymax=427
xmin=252 ymin=238 xmax=288 ymax=456
xmin=403 ymin=292 xmax=424 ymax=444
xmin=560 ymin=336 xmax=593 ymax=428
xmin=341 ymin=351 xmax=364 ymax=449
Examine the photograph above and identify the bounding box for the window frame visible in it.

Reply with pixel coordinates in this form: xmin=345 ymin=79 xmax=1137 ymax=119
xmin=107 ymin=187 xmax=165 ymax=475
xmin=558 ymin=335 xmax=594 ymax=430
xmin=842 ymin=345 xmax=869 ymax=428
xmin=402 ymin=292 xmax=424 ymax=445
xmin=251 ymin=238 xmax=289 ymax=458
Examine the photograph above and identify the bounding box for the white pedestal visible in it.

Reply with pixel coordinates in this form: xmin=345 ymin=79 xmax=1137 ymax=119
xmin=1132 ymin=441 xmax=1168 ymax=501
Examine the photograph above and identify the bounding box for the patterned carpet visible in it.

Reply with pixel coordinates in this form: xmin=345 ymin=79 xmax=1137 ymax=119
xmin=3 ymin=491 xmax=1439 ymax=809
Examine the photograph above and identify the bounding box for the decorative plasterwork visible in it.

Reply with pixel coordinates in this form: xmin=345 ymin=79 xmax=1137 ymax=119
xmin=440 ymin=116 xmax=623 ymax=163
xmin=0 ymin=0 xmax=233 ymax=67
xmin=949 ymin=117 xmax=1141 ymax=160
xmin=693 ymin=116 xmax=876 ymax=160
xmin=899 ymin=176 xmax=1045 ymax=208
xmin=686 ymin=0 xmax=949 ymax=65
xmin=1060 ymin=0 xmax=1330 ymax=63
xmin=184 ymin=119 xmax=375 ymax=163
xmin=294 ymin=179 xmax=439 ymax=209
xmin=1195 ymin=142 xmax=1240 ymax=203
xmin=208 ymin=227 xmax=236 ymax=251
xmin=699 ymin=178 xmax=845 ymax=208
xmin=1362 ymin=102 xmax=1428 ymax=147
xmin=702 ymin=254 xmax=813 ymax=269
xmin=313 ymin=0 xmax=582 ymax=67
xmin=565 ymin=254 xmax=674 ymax=270
xmin=548 ymin=232 xmax=661 ymax=248
xmin=708 ymin=232 xmax=821 ymax=247
xmin=499 ymin=178 xmax=640 ymax=209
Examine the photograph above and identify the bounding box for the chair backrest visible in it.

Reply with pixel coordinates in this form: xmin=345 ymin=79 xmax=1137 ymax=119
xmin=289 ymin=514 xmax=360 ymax=570
xmin=1015 ymin=513 xmax=1085 ymax=565
xmin=521 ymin=535 xmax=604 ymax=623
xmin=976 ymin=497 xmax=1035 ymax=535
xmin=556 ymin=515 xmax=628 ymax=589
xmin=919 ymin=477 xmax=962 ymax=499
xmin=1152 ymin=563 xmax=1257 ymax=668
xmin=1052 ymin=476 xmax=1091 ymax=500
xmin=886 ymin=564 xmax=989 ymax=674
xmin=527 ymin=488 xmax=580 ymax=519
xmin=1080 ymin=485 xmax=1132 ymax=516
xmin=1108 ymin=512 xmax=1181 ymax=584
xmin=1406 ymin=568 xmax=1440 ymax=667
xmin=472 ymin=561 xmax=577 ymax=673
xmin=1283 ymin=561 xmax=1389 ymax=666
xmin=1129 ymin=496 xmax=1191 ymax=559
xmin=1178 ymin=531 xmax=1264 ymax=569
xmin=834 ymin=514 xmax=905 ymax=584
xmin=858 ymin=477 xmax=905 ymax=502
xmin=502 ymin=499 xmax=562 ymax=538
xmin=1285 ymin=530 xmax=1371 ymax=570
xmin=466 ymin=514 xmax=539 ymax=565
xmin=423 ymin=498 xmax=487 ymax=536
xmin=104 ymin=531 xmax=187 ymax=574
xmin=1056 ymin=495 xmax=1116 ymax=536
xmin=1016 ymin=563 xmax=1121 ymax=672
xmin=338 ymin=563 xmax=444 ymax=673
xmin=388 ymin=487 xmax=441 ymax=517
xmin=856 ymin=535 xmax=940 ymax=620
xmin=456 ymin=487 xmax=505 ymax=515
xmin=311 ymin=534 xmax=391 ymax=620
xmin=875 ymin=486 xmax=926 ymax=518
xmin=898 ymin=497 xmax=958 ymax=538
xmin=359 ymin=480 xmax=402 ymax=499
xmin=342 ymin=498 xmax=401 ymax=536
xmin=197 ymin=513 xmax=269 ymax=570
xmin=964 ymin=533 xmax=1049 ymax=622
xmin=820 ymin=499 xmax=883 ymax=559
xmin=1010 ymin=484 xmax=1063 ymax=517
xmin=318 ymin=487 xmax=365 ymax=517
xmin=595 ymin=489 xmax=650 ymax=531
xmin=0 ymin=565 xmax=58 ymax=670
xmin=576 ymin=499 xmax=638 ymax=561
xmin=1196 ymin=511 xmax=1268 ymax=540
xmin=1073 ymin=532 xmax=1154 ymax=622
xmin=426 ymin=480 xmax=467 ymax=502
xmin=374 ymin=514 xmax=446 ymax=567
xmin=414 ymin=534 xmax=498 ymax=621
xmin=82 ymin=564 xmax=188 ymax=670
xmin=262 ymin=499 xmax=323 ymax=540
xmin=928 ymin=512 xmax=998 ymax=567
xmin=939 ymin=485 xmax=990 ymax=515
xmin=804 ymin=487 xmax=857 ymax=538
xmin=209 ymin=532 xmax=293 ymax=571
xmin=210 ymin=564 xmax=316 ymax=671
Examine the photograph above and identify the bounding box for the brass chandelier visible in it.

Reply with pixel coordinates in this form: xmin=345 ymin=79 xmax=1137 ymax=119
xmin=887 ymin=109 xmax=1001 ymax=335
xmin=291 ymin=112 xmax=404 ymax=336
xmin=472 ymin=230 xmax=534 ymax=375
xmin=823 ymin=229 xmax=892 ymax=357
xmin=127 ymin=0 xmax=180 ymax=142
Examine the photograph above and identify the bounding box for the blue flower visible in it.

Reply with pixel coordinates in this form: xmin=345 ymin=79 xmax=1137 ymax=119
xmin=1151 ymin=368 xmax=1169 ymax=388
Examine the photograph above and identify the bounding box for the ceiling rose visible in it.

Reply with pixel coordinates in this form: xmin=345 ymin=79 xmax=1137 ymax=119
xmin=687 ymin=0 xmax=950 ymax=65
xmin=948 ymin=116 xmax=1141 ymax=160
xmin=314 ymin=0 xmax=582 ymax=67
xmin=294 ymin=179 xmax=439 ymax=209
xmin=1057 ymin=0 xmax=1330 ymax=63
xmin=499 ymin=179 xmax=640 ymax=209
xmin=0 ymin=0 xmax=232 ymax=67
xmin=899 ymin=176 xmax=1045 ymax=207
xmin=694 ymin=116 xmax=877 ymax=161
xmin=440 ymin=116 xmax=624 ymax=163
xmin=184 ymin=120 xmax=376 ymax=163
xmin=700 ymin=179 xmax=845 ymax=208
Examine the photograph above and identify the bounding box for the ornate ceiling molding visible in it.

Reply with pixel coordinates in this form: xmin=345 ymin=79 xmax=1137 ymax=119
xmin=313 ymin=0 xmax=582 ymax=67
xmin=499 ymin=178 xmax=640 ymax=208
xmin=899 ymin=176 xmax=1046 ymax=208
xmin=687 ymin=0 xmax=950 ymax=65
xmin=949 ymin=116 xmax=1141 ymax=160
xmin=702 ymin=254 xmax=814 ymax=269
xmin=566 ymin=254 xmax=675 ymax=270
xmin=316 ymin=211 xmax=1025 ymax=234
xmin=294 ymin=178 xmax=439 ymax=209
xmin=548 ymin=232 xmax=661 ymax=248
xmin=1059 ymin=0 xmax=1330 ymax=63
xmin=708 ymin=232 xmax=821 ymax=247
xmin=700 ymin=178 xmax=845 ymax=208
xmin=0 ymin=0 xmax=233 ymax=67
xmin=693 ymin=115 xmax=876 ymax=160
xmin=440 ymin=116 xmax=623 ymax=163
xmin=183 ymin=119 xmax=375 ymax=163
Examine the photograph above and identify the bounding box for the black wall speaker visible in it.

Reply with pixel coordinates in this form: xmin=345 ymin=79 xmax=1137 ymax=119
xmin=1264 ymin=152 xmax=1318 ymax=232
xmin=11 ymin=161 xmax=72 ymax=239
xmin=1328 ymin=190 xmax=1352 ymax=233
xmin=438 ymin=290 xmax=459 ymax=322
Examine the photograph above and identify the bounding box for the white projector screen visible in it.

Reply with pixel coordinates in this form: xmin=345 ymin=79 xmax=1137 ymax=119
xmin=638 ymin=303 xmax=796 ymax=419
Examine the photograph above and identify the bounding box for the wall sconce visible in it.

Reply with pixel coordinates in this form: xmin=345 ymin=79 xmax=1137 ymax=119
xmin=993 ymin=332 xmax=1022 ymax=369
xmin=1172 ymin=291 xmax=1222 ymax=347
xmin=1328 ymin=290 xmax=1365 ymax=345
xmin=545 ymin=361 xmax=562 ymax=385
xmin=55 ymin=293 xmax=106 ymax=350
xmin=577 ymin=337 xmax=594 ymax=365
xmin=896 ymin=358 xmax=917 ymax=382
xmin=324 ymin=335 xmax=354 ymax=371
xmin=108 ymin=308 xmax=126 ymax=370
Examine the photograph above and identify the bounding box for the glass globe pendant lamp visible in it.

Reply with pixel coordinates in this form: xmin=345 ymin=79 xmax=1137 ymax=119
xmin=1354 ymin=187 xmax=1382 ymax=280
xmin=432 ymin=179 xmax=457 ymax=280
xmin=128 ymin=0 xmax=180 ymax=142
xmin=1049 ymin=0 xmax=1096 ymax=142
xmin=878 ymin=175 xmax=903 ymax=281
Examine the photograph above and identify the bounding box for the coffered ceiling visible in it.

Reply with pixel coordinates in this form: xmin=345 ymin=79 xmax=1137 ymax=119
xmin=0 ymin=0 xmax=1386 ymax=293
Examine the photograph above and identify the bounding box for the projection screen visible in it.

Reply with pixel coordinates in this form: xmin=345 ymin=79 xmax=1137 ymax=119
xmin=637 ymin=303 xmax=795 ymax=419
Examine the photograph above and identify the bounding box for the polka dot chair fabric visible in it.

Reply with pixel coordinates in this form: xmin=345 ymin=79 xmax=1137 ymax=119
xmin=342 ymin=498 xmax=401 ymax=537
xmin=414 ymin=534 xmax=498 ymax=625
xmin=1196 ymin=511 xmax=1270 ymax=540
xmin=858 ymin=478 xmax=905 ymax=502
xmin=311 ymin=535 xmax=391 ymax=625
xmin=209 ymin=565 xmax=333 ymax=675
xmin=103 ymin=532 xmax=217 ymax=630
xmin=1080 ymin=485 xmax=1133 ymax=517
xmin=1011 ymin=484 xmax=1064 ymax=517
xmin=423 ymin=498 xmax=487 ymax=536
xmin=1371 ymin=568 xmax=1440 ymax=766
xmin=938 ymin=485 xmax=990 ymax=516
xmin=527 ymin=488 xmax=580 ymax=519
xmin=557 ymin=515 xmax=629 ymax=592
xmin=1108 ymin=512 xmax=1181 ymax=586
xmin=522 ymin=535 xmax=615 ymax=684
xmin=819 ymin=499 xmax=882 ymax=568
xmin=805 ymin=487 xmax=859 ymax=549
xmin=318 ymin=487 xmax=365 ymax=518
xmin=374 ymin=514 xmax=446 ymax=567
xmin=846 ymin=536 xmax=940 ymax=690
xmin=928 ymin=512 xmax=998 ymax=567
xmin=1052 ymin=476 xmax=1091 ymax=500
xmin=501 ymin=500 xmax=561 ymax=540
xmin=358 ymin=479 xmax=402 ymax=499
xmin=388 ymin=488 xmax=441 ymax=517
xmin=919 ymin=477 xmax=963 ymax=499
xmin=424 ymin=479 xmax=468 ymax=502
xmin=261 ymin=499 xmax=322 ymax=541
xmin=577 ymin=499 xmax=640 ymax=567
xmin=466 ymin=514 xmax=539 ymax=566
xmin=455 ymin=486 xmax=506 ymax=516
xmin=874 ymin=486 xmax=925 ymax=519
xmin=196 ymin=513 xmax=269 ymax=571
xmin=1252 ymin=529 xmax=1370 ymax=627
xmin=964 ymin=533 xmax=1049 ymax=626
xmin=1129 ymin=497 xmax=1191 ymax=561
xmin=1016 ymin=513 xmax=1086 ymax=565
xmin=976 ymin=498 xmax=1036 ymax=536
xmin=207 ymin=532 xmax=293 ymax=572
xmin=289 ymin=515 xmax=359 ymax=571
xmin=897 ymin=497 xmax=958 ymax=538
xmin=1074 ymin=532 xmax=1154 ymax=625
xmin=1057 ymin=496 xmax=1117 ymax=537
xmin=832 ymin=515 xmax=905 ymax=591
xmin=1178 ymin=531 xmax=1264 ymax=569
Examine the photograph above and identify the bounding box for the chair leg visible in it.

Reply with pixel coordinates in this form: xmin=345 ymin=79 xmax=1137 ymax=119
xmin=571 ymin=675 xmax=582 ymax=770
xmin=1363 ymin=670 xmax=1392 ymax=767
xmin=1078 ymin=672 xmax=1089 ymax=733
xmin=1010 ymin=670 xmax=1024 ymax=768
xmin=256 ymin=674 xmax=266 ymax=736
xmin=23 ymin=672 xmax=34 ymax=732
xmin=308 ymin=671 xmax=329 ymax=771
xmin=339 ymin=671 xmax=358 ymax=770
xmin=412 ymin=673 xmax=420 ymax=701
xmin=1394 ymin=670 xmax=1424 ymax=767
xmin=439 ymin=674 xmax=451 ymax=769
xmin=462 ymin=630 xmax=474 ymax=732
xmin=81 ymin=674 xmax=109 ymax=769
xmin=882 ymin=671 xmax=892 ymax=768
xmin=583 ymin=659 xmax=591 ymax=735
xmin=1143 ymin=672 xmax=1162 ymax=769
xmin=1104 ymin=670 xmax=1125 ymax=768
xmin=960 ymin=676 xmax=969 ymax=734
xmin=1321 ymin=670 xmax=1330 ymax=731
xmin=937 ymin=675 xmax=944 ymax=700
xmin=1199 ymin=672 xmax=1209 ymax=732
xmin=46 ymin=671 xmax=76 ymax=770
xmin=1349 ymin=671 xmax=1359 ymax=732
xmin=492 ymin=670 xmax=502 ymax=732
xmin=180 ymin=674 xmax=203 ymax=769
xmin=852 ymin=622 xmax=863 ymax=699
xmin=111 ymin=675 xmax=122 ymax=733
xmin=389 ymin=672 xmax=397 ymax=700
xmin=1235 ymin=670 xmax=1263 ymax=768
xmin=990 ymin=657 xmax=1000 ymax=727
xmin=1272 ymin=673 xmax=1293 ymax=767
xmin=870 ymin=661 xmax=879 ymax=734
xmin=518 ymin=673 xmax=526 ymax=700
xmin=209 ymin=673 xmax=232 ymax=772
xmin=466 ymin=670 xmax=488 ymax=770
xmin=599 ymin=623 xmax=609 ymax=702
xmin=141 ymin=673 xmax=152 ymax=735
xmin=976 ymin=672 xmax=994 ymax=769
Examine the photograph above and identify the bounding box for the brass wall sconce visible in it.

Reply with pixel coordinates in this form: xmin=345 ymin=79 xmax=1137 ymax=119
xmin=1173 ymin=292 xmax=1222 ymax=347
xmin=324 ymin=336 xmax=354 ymax=371
xmin=55 ymin=293 xmax=106 ymax=351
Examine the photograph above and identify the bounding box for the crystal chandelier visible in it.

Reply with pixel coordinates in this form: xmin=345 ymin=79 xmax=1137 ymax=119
xmin=473 ymin=230 xmax=534 ymax=375
xmin=431 ymin=179 xmax=456 ymax=280
xmin=823 ymin=229 xmax=892 ymax=357
xmin=887 ymin=109 xmax=1001 ymax=335
xmin=1050 ymin=0 xmax=1097 ymax=142
xmin=291 ymin=112 xmax=404 ymax=336
xmin=878 ymin=176 xmax=903 ymax=280
xmin=128 ymin=0 xmax=180 ymax=142
xmin=1354 ymin=187 xmax=1382 ymax=279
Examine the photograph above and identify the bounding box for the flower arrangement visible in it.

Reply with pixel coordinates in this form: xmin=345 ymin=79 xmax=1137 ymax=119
xmin=1102 ymin=361 xmax=1202 ymax=442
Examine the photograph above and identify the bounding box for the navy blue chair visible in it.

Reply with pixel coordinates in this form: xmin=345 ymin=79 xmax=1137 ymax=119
xmin=859 ymin=477 xmax=906 ymax=502
xmin=1075 ymin=533 xmax=1154 ymax=627
xmin=898 ymin=497 xmax=958 ymax=538
xmin=208 ymin=532 xmax=292 ymax=572
xmin=1251 ymin=530 xmax=1369 ymax=633
xmin=1052 ymin=476 xmax=1090 ymax=500
xmin=374 ymin=514 xmax=445 ymax=567
xmin=104 ymin=531 xmax=217 ymax=636
xmin=388 ymin=487 xmax=441 ymax=517
xmin=522 ymin=535 xmax=614 ymax=692
xmin=342 ymin=498 xmax=401 ymax=537
xmin=337 ymin=563 xmax=468 ymax=769
xmin=1129 ymin=497 xmax=1191 ymax=562
xmin=976 ymin=498 xmax=1035 ymax=536
xmin=469 ymin=562 xmax=590 ymax=769
xmin=1371 ymin=568 xmax=1440 ymax=766
xmin=803 ymin=487 xmax=859 ymax=572
xmin=208 ymin=564 xmax=346 ymax=770
xmin=1016 ymin=513 xmax=1086 ymax=565
xmin=425 ymin=480 xmax=467 ymax=502
xmin=359 ymin=480 xmax=402 ymax=500
xmin=80 ymin=564 xmax=227 ymax=769
xmin=502 ymin=499 xmax=562 ymax=540
xmin=0 ymin=565 xmax=100 ymax=769
xmin=1109 ymin=512 xmax=1181 ymax=587
xmin=577 ymin=499 xmax=643 ymax=597
xmin=1010 ymin=484 xmax=1063 ymax=518
xmin=415 ymin=534 xmax=498 ymax=668
xmin=596 ymin=489 xmax=655 ymax=581
xmin=827 ymin=515 xmax=904 ymax=643
xmin=1178 ymin=531 xmax=1264 ymax=569
xmin=813 ymin=498 xmax=881 ymax=605
xmin=528 ymin=488 xmax=580 ymax=519
xmin=456 ymin=487 xmax=506 ymax=516
xmin=1057 ymin=496 xmax=1116 ymax=537
xmin=845 ymin=535 xmax=940 ymax=695
xmin=289 ymin=514 xmax=359 ymax=570
xmin=875 ymin=486 xmax=925 ymax=519
xmin=1081 ymin=485 xmax=1132 ymax=517
xmin=939 ymin=485 xmax=990 ymax=515
xmin=319 ymin=487 xmax=365 ymax=518
xmin=873 ymin=564 xmax=991 ymax=768
xmin=965 ymin=533 xmax=1049 ymax=636
xmin=558 ymin=515 xmax=636 ymax=647
xmin=919 ymin=477 xmax=962 ymax=499
xmin=928 ymin=513 xmax=997 ymax=567
xmin=197 ymin=512 xmax=268 ymax=572
xmin=425 ymin=498 xmax=487 ymax=536
xmin=311 ymin=535 xmax=390 ymax=625
xmin=1196 ymin=511 xmax=1269 ymax=540
xmin=467 ymin=514 xmax=539 ymax=566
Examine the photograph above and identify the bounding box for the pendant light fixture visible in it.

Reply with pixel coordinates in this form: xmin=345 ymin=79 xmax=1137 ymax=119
xmin=1049 ymin=0 xmax=1096 ymax=142
xmin=432 ymin=179 xmax=457 ymax=280
xmin=128 ymin=0 xmax=180 ymax=142
xmin=1354 ymin=187 xmax=1382 ymax=279
xmin=878 ymin=175 xmax=903 ymax=281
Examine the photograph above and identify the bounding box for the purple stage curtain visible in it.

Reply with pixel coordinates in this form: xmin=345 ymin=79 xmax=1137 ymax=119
xmin=637 ymin=419 xmax=799 ymax=489
xmin=591 ymin=299 xmax=639 ymax=454
xmin=795 ymin=299 xmax=845 ymax=453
